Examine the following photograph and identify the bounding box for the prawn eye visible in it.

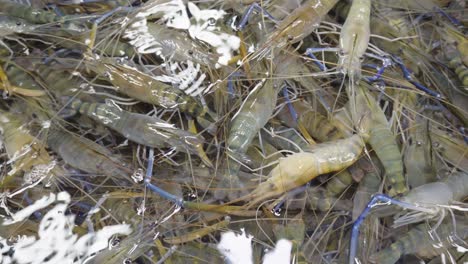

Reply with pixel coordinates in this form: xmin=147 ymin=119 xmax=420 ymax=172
xmin=207 ymin=17 xmax=216 ymax=26
xmin=188 ymin=50 xmax=194 ymax=55
xmin=110 ymin=238 xmax=120 ymax=247
xmin=287 ymin=35 xmax=294 ymax=41
xmin=16 ymin=21 xmax=22 ymax=26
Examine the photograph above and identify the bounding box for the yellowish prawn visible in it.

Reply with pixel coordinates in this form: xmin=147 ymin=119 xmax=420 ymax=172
xmin=231 ymin=133 xmax=367 ymax=208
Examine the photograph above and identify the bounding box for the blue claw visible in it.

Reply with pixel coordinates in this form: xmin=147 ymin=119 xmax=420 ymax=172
xmin=144 ymin=148 xmax=184 ymax=207
xmin=392 ymin=56 xmax=441 ymax=98
xmin=282 ymin=86 xmax=298 ymax=123
xmin=47 ymin=4 xmax=65 ymax=17
xmin=305 ymin=48 xmax=331 ymax=71
xmin=237 ymin=3 xmax=278 ymax=31
xmin=227 ymin=71 xmax=244 ymax=98
xmin=93 ymin=6 xmax=133 ymax=24
xmin=436 ymin=7 xmax=462 ymax=27
xmin=363 ymin=64 xmax=388 ymax=83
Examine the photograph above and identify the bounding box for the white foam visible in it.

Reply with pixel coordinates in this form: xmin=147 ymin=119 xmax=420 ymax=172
xmin=128 ymin=1 xmax=240 ymax=66
xmin=217 ymin=229 xmax=293 ymax=264
xmin=0 ymin=191 xmax=132 ymax=264
xmin=217 ymin=228 xmax=253 ymax=264
xmin=263 ymin=239 xmax=293 ymax=264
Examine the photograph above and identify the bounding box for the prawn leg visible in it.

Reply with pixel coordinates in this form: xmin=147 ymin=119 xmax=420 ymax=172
xmin=362 ymin=63 xmax=390 ymax=83
xmin=215 ymin=78 xmax=278 ymax=200
xmin=47 ymin=128 xmax=134 ymax=186
xmin=65 ymin=98 xmax=205 ymax=155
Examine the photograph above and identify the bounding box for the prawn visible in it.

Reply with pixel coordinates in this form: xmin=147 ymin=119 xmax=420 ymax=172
xmin=277 ymin=98 xmax=360 ymax=197
xmin=0 ymin=15 xmax=40 ymax=96
xmin=83 ymin=58 xmax=209 ymax=119
xmin=393 ymin=171 xmax=468 ymax=227
xmin=215 ymin=78 xmax=278 ymax=200
xmin=247 ymin=0 xmax=338 ymax=59
xmin=369 ymin=217 xmax=468 ymax=264
xmin=65 ymin=98 xmax=207 ymax=157
xmin=230 ymin=133 xmax=366 ymax=208
xmin=46 ymin=128 xmax=134 ymax=186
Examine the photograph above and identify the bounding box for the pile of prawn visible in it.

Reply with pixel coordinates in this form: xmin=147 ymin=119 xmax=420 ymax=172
xmin=0 ymin=0 xmax=466 ymax=263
